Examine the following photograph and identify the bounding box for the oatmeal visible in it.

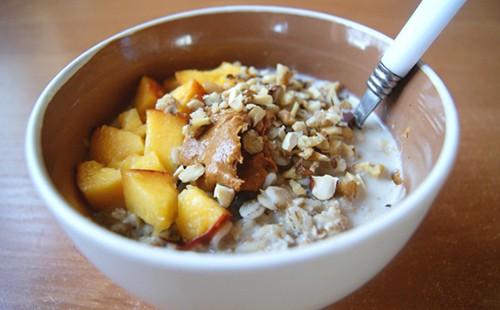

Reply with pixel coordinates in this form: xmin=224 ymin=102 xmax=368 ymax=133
xmin=76 ymin=62 xmax=405 ymax=253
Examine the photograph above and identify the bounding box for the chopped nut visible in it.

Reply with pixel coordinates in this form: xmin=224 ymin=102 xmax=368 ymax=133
xmin=310 ymin=134 xmax=326 ymax=147
xmin=276 ymin=63 xmax=293 ymax=86
xmin=336 ymin=173 xmax=360 ymax=200
xmin=282 ymin=132 xmax=299 ymax=152
xmin=341 ymin=143 xmax=356 ymax=160
xmin=281 ymin=91 xmax=295 ymax=106
xmin=253 ymin=94 xmax=273 ymax=107
xmin=288 ymin=79 xmax=305 ymax=91
xmin=324 ymin=81 xmax=341 ymax=105
xmin=228 ymin=94 xmax=244 ymax=111
xmin=282 ymin=167 xmax=298 ymax=179
xmin=190 ymin=108 xmax=208 ymax=120
xmin=317 ymin=138 xmax=330 ymax=151
xmin=173 ymin=165 xmax=185 ymax=178
xmin=189 ymin=117 xmax=211 ymax=137
xmin=311 ymin=175 xmax=338 ymax=200
xmin=239 ymin=201 xmax=265 ymax=219
xmin=186 ymin=98 xmax=204 ymax=110
xmin=309 ymin=151 xmax=330 ymax=162
xmin=210 ymin=102 xmax=220 ymax=114
xmin=305 ymin=112 xmax=323 ymax=128
xmin=268 ymin=127 xmax=281 ymax=140
xmin=257 ymin=186 xmax=292 ymax=210
xmin=307 ymin=86 xmax=322 ymax=99
xmin=391 ymin=170 xmax=404 ymax=185
xmin=331 ymin=156 xmax=347 ymax=173
xmin=203 ymin=92 xmax=221 ymax=106
xmin=214 ymin=183 xmax=235 ymax=208
xmin=178 ymin=163 xmax=205 ymax=183
xmin=306 ymin=100 xmax=322 ymax=112
xmin=297 ymin=134 xmax=324 ymax=149
xmin=342 ymin=127 xmax=354 ymax=141
xmin=263 ymin=172 xmax=277 ymax=188
xmin=289 ymin=180 xmax=307 ymax=196
xmin=298 ymin=147 xmax=314 ymax=159
xmin=155 ymin=94 xmax=177 ymax=113
xmin=277 ymin=126 xmax=286 ymax=140
xmin=202 ymin=81 xmax=224 ymax=94
xmin=292 ymin=121 xmax=307 ymax=133
xmin=296 ymin=162 xmax=313 ymax=177
xmin=325 ymin=111 xmax=341 ymax=125
xmin=247 ymin=66 xmax=258 ymax=76
xmin=328 ymin=139 xmax=343 ymax=155
xmin=242 ymin=129 xmax=264 ymax=154
xmin=248 ymin=106 xmax=266 ymax=126
xmin=290 ymin=102 xmax=300 ymax=118
xmin=262 ymin=73 xmax=276 ymax=84
xmin=339 ymin=100 xmax=352 ymax=110
xmin=352 ymin=162 xmax=385 ymax=178
xmin=268 ymin=85 xmax=283 ymax=104
xmin=321 ymin=126 xmax=343 ymax=137
xmin=278 ymin=109 xmax=295 ymax=126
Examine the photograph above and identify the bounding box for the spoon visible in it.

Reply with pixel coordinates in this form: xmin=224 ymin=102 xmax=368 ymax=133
xmin=348 ymin=0 xmax=466 ymax=128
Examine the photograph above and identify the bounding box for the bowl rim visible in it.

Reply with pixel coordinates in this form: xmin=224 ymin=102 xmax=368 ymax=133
xmin=25 ymin=5 xmax=459 ymax=271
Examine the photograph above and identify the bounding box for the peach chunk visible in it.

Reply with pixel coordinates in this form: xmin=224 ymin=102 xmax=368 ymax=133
xmin=133 ymin=76 xmax=164 ymax=121
xmin=175 ymin=62 xmax=242 ymax=87
xmin=90 ymin=125 xmax=144 ymax=166
xmin=163 ymin=77 xmax=179 ymax=92
xmin=77 ymin=161 xmax=124 ymax=211
xmin=144 ymin=110 xmax=186 ymax=173
xmin=134 ymin=124 xmax=147 ymax=138
xmin=177 ymin=185 xmax=231 ymax=244
xmin=118 ymin=152 xmax=165 ymax=171
xmin=122 ymin=169 xmax=178 ymax=235
xmin=117 ymin=108 xmax=143 ymax=133
xmin=170 ymin=80 xmax=205 ymax=113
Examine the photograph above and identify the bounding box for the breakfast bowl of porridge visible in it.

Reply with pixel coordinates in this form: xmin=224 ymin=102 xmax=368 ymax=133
xmin=26 ymin=6 xmax=459 ymax=309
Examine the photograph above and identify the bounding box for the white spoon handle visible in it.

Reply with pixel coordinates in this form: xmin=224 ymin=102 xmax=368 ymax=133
xmin=382 ymin=0 xmax=466 ymax=77
xmin=351 ymin=0 xmax=466 ymax=128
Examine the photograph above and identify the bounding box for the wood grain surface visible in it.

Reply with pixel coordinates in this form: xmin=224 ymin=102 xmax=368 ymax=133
xmin=1 ymin=0 xmax=499 ymax=309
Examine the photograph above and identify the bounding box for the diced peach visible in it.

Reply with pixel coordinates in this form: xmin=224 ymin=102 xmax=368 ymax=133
xmin=170 ymin=80 xmax=205 ymax=113
xmin=122 ymin=169 xmax=178 ymax=235
xmin=144 ymin=110 xmax=186 ymax=173
xmin=175 ymin=62 xmax=242 ymax=86
xmin=117 ymin=152 xmax=165 ymax=171
xmin=117 ymin=108 xmax=143 ymax=133
xmin=176 ymin=185 xmax=231 ymax=243
xmin=77 ymin=161 xmax=124 ymax=211
xmin=133 ymin=76 xmax=164 ymax=121
xmin=163 ymin=77 xmax=179 ymax=92
xmin=89 ymin=125 xmax=144 ymax=166
xmin=135 ymin=124 xmax=147 ymax=138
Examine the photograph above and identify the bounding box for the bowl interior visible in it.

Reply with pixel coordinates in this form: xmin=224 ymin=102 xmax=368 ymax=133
xmin=40 ymin=10 xmax=445 ymax=219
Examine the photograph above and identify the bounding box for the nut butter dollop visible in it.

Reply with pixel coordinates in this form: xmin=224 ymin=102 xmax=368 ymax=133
xmin=180 ymin=111 xmax=246 ymax=191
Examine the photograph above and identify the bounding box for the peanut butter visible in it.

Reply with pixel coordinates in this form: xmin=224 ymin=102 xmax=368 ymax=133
xmin=180 ymin=111 xmax=246 ymax=191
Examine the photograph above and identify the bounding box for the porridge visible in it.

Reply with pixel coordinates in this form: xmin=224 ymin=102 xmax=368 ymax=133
xmin=77 ymin=62 xmax=405 ymax=253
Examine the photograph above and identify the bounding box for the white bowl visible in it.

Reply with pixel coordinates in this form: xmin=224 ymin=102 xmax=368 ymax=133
xmin=26 ymin=6 xmax=459 ymax=309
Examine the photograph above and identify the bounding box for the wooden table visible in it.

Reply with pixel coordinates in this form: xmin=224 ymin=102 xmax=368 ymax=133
xmin=1 ymin=0 xmax=499 ymax=308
